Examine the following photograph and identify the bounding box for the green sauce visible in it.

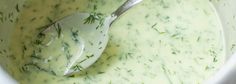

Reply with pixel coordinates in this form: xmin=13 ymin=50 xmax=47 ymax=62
xmin=7 ymin=0 xmax=225 ymax=84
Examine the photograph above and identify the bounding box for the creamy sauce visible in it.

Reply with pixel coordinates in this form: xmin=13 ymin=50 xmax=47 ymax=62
xmin=8 ymin=0 xmax=225 ymax=84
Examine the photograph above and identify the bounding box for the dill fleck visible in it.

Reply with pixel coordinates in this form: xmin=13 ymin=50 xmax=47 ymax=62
xmin=231 ymin=44 xmax=236 ymax=50
xmin=172 ymin=52 xmax=176 ymax=54
xmin=21 ymin=65 xmax=29 ymax=72
xmin=62 ymin=42 xmax=70 ymax=50
xmin=106 ymin=56 xmax=112 ymax=60
xmin=54 ymin=4 xmax=60 ymax=9
xmin=151 ymin=23 xmax=157 ymax=28
xmin=23 ymin=63 xmax=49 ymax=73
xmin=197 ymin=36 xmax=201 ymax=42
xmin=0 ymin=11 xmax=3 ymax=23
xmin=0 ymin=51 xmax=2 ymax=54
xmin=152 ymin=28 xmax=165 ymax=34
xmin=93 ymin=5 xmax=97 ymax=10
xmin=145 ymin=14 xmax=150 ymax=18
xmin=72 ymin=65 xmax=83 ymax=71
xmin=54 ymin=23 xmax=62 ymax=38
xmin=127 ymin=22 xmax=132 ymax=26
xmin=84 ymin=13 xmax=103 ymax=24
xmin=205 ymin=66 xmax=210 ymax=70
xmin=51 ymin=71 xmax=57 ymax=76
xmin=79 ymin=59 xmax=87 ymax=63
xmin=148 ymin=59 xmax=153 ymax=62
xmin=22 ymin=44 xmax=27 ymax=55
xmin=72 ymin=30 xmax=79 ymax=38
xmin=43 ymin=79 xmax=49 ymax=83
xmin=171 ymin=33 xmax=180 ymax=38
xmin=127 ymin=70 xmax=132 ymax=72
xmin=97 ymin=71 xmax=105 ymax=74
xmin=32 ymin=9 xmax=37 ymax=12
xmin=86 ymin=54 xmax=94 ymax=58
xmin=116 ymin=44 xmax=120 ymax=47
xmin=98 ymin=41 xmax=102 ymax=45
xmin=99 ymin=47 xmax=102 ymax=49
xmin=16 ymin=4 xmax=20 ymax=12
xmin=165 ymin=16 xmax=170 ymax=19
xmin=89 ymin=41 xmax=94 ymax=46
xmin=30 ymin=17 xmax=36 ymax=21
xmin=71 ymin=30 xmax=79 ymax=43
xmin=47 ymin=17 xmax=53 ymax=23
xmin=35 ymin=39 xmax=43 ymax=45
xmin=213 ymin=57 xmax=218 ymax=62
xmin=8 ymin=12 xmax=13 ymax=19
xmin=37 ymin=32 xmax=45 ymax=39
xmin=30 ymin=51 xmax=41 ymax=60
xmin=3 ymin=49 xmax=6 ymax=53
xmin=68 ymin=75 xmax=76 ymax=78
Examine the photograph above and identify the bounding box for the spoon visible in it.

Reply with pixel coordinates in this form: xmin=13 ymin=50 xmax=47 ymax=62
xmin=31 ymin=0 xmax=143 ymax=76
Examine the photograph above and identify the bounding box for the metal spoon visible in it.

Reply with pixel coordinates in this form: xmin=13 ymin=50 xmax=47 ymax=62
xmin=33 ymin=0 xmax=142 ymax=76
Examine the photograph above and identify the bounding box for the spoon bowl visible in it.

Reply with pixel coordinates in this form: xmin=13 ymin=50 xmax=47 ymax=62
xmin=29 ymin=0 xmax=143 ymax=76
xmin=35 ymin=13 xmax=111 ymax=76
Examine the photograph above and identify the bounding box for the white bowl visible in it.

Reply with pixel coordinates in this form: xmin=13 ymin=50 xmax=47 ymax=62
xmin=0 ymin=0 xmax=235 ymax=84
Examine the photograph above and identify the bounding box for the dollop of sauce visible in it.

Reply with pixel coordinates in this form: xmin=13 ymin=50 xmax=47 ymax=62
xmin=8 ymin=0 xmax=225 ymax=84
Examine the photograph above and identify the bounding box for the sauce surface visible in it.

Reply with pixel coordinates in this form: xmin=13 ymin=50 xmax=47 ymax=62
xmin=8 ymin=0 xmax=225 ymax=84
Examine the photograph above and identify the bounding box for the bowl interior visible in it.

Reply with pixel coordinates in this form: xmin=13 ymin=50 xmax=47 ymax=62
xmin=0 ymin=0 xmax=236 ymax=83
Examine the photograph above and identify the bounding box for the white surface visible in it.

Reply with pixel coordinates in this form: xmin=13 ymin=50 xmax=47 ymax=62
xmin=0 ymin=67 xmax=17 ymax=84
xmin=206 ymin=53 xmax=236 ymax=84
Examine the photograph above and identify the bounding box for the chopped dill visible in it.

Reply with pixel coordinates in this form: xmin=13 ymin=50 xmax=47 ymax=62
xmin=0 ymin=11 xmax=3 ymax=23
xmin=54 ymin=23 xmax=62 ymax=38
xmin=72 ymin=65 xmax=83 ymax=71
xmin=84 ymin=13 xmax=103 ymax=24
xmin=15 ymin=4 xmax=20 ymax=12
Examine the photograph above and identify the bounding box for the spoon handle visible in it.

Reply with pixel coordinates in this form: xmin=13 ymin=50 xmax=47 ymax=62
xmin=112 ymin=0 xmax=142 ymax=18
